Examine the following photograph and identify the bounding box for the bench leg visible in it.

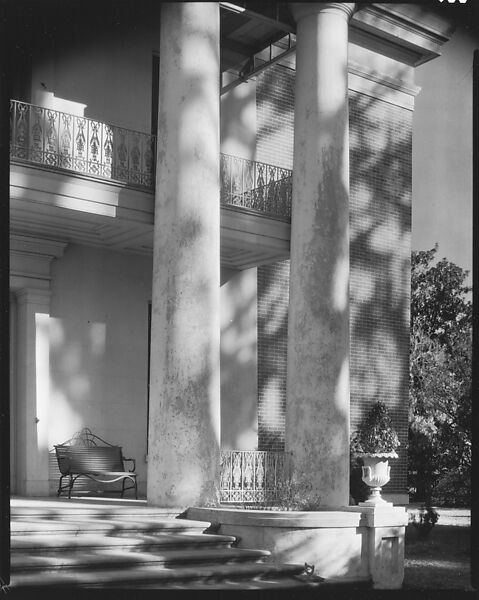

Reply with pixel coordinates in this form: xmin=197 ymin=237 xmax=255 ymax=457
xmin=57 ymin=475 xmax=64 ymax=497
xmin=121 ymin=477 xmax=138 ymax=499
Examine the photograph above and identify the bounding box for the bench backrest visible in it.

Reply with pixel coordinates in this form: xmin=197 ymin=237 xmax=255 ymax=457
xmin=55 ymin=445 xmax=124 ymax=475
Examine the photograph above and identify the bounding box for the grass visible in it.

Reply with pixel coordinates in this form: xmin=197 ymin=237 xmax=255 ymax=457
xmin=403 ymin=521 xmax=472 ymax=590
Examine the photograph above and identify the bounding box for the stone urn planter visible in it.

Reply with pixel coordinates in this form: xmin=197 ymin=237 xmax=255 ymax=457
xmin=360 ymin=451 xmax=398 ymax=506
xmin=351 ymin=401 xmax=401 ymax=506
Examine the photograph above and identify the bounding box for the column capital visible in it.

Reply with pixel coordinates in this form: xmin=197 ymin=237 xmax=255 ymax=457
xmin=289 ymin=2 xmax=356 ymax=23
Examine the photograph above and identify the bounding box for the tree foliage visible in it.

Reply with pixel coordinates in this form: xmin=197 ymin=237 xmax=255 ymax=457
xmin=409 ymin=246 xmax=471 ymax=506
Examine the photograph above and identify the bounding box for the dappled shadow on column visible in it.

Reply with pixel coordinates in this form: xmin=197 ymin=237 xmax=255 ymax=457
xmin=148 ymin=2 xmax=222 ymax=508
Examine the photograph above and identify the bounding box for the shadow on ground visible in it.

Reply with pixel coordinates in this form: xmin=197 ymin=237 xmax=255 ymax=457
xmin=403 ymin=524 xmax=472 ymax=590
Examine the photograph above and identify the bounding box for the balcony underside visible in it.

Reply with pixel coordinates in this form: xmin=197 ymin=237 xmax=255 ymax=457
xmin=10 ymin=162 xmax=290 ymax=270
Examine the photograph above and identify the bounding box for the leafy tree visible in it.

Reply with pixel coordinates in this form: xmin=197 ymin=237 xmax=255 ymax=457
xmin=409 ymin=246 xmax=471 ymax=505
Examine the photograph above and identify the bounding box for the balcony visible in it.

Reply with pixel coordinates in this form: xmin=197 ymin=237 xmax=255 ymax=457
xmin=10 ymin=100 xmax=292 ymax=221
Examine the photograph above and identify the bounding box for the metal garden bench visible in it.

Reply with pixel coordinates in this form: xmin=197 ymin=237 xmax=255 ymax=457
xmin=54 ymin=428 xmax=137 ymax=499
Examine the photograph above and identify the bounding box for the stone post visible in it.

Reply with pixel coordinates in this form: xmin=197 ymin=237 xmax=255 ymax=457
xmin=286 ymin=2 xmax=355 ymax=507
xmin=147 ymin=2 xmax=221 ymax=507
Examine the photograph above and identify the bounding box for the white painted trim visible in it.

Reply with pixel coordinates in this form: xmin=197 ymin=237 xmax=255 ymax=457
xmin=349 ymin=60 xmax=420 ymax=97
xmin=15 ymin=288 xmax=52 ymax=306
xmin=10 ymin=162 xmax=154 ymax=222
xmin=9 ymin=275 xmax=51 ymax=292
xmin=350 ymin=4 xmax=453 ymax=67
xmin=348 ymin=54 xmax=421 ymax=111
xmin=10 ymin=234 xmax=67 ymax=259
xmin=348 ymin=72 xmax=416 ymax=111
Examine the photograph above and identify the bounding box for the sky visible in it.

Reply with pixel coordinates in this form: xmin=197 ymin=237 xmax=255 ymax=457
xmin=412 ymin=20 xmax=475 ymax=284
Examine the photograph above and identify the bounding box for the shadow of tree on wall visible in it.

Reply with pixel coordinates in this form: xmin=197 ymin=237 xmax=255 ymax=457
xmin=251 ymin=68 xmax=413 ymax=498
xmin=220 ymin=269 xmax=258 ymax=450
xmin=256 ymin=261 xmax=290 ymax=452
xmin=349 ymin=84 xmax=412 ymax=496
xmin=255 ymin=64 xmax=295 ymax=170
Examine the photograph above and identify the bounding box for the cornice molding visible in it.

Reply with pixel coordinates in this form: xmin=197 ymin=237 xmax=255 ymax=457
xmin=10 ymin=234 xmax=67 ymax=260
xmin=10 ymin=234 xmax=67 ymax=294
xmin=351 ymin=3 xmax=454 ymax=67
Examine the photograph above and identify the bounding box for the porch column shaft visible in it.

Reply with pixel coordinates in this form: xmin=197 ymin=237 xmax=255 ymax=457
xmin=15 ymin=288 xmax=51 ymax=496
xmin=286 ymin=2 xmax=355 ymax=507
xmin=148 ymin=2 xmax=221 ymax=507
xmin=0 ymin=0 xmax=11 ymax=582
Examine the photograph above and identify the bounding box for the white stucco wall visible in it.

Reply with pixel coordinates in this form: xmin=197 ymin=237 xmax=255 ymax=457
xmin=44 ymin=246 xmax=259 ymax=496
xmin=413 ymin=22 xmax=474 ymax=280
xmin=48 ymin=244 xmax=152 ymax=494
xmin=29 ymin=6 xmax=161 ymax=132
xmin=28 ymin=16 xmax=259 ymax=150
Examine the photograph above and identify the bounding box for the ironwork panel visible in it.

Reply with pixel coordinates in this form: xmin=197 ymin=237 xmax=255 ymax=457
xmin=10 ymin=100 xmax=156 ymax=191
xmin=220 ymin=450 xmax=289 ymax=505
xmin=220 ymin=153 xmax=292 ymax=219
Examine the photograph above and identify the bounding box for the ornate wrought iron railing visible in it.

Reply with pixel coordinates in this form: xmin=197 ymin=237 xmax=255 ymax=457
xmin=9 ymin=101 xmax=292 ymax=218
xmin=220 ymin=450 xmax=290 ymax=505
xmin=10 ymin=100 xmax=156 ymax=189
xmin=220 ymin=154 xmax=292 ymax=219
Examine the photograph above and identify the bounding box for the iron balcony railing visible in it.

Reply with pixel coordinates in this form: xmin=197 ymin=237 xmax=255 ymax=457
xmin=10 ymin=100 xmax=156 ymax=189
xmin=220 ymin=154 xmax=292 ymax=219
xmin=10 ymin=100 xmax=292 ymax=219
xmin=220 ymin=450 xmax=290 ymax=505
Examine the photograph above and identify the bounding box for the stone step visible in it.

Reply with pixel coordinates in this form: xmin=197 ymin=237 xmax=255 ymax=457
xmin=11 ymin=517 xmax=210 ymax=536
xmin=128 ymin=576 xmax=321 ymax=590
xmin=11 ymin=504 xmax=182 ymax=519
xmin=12 ymin=546 xmax=270 ymax=573
xmin=11 ymin=531 xmax=237 ymax=552
xmin=9 ymin=500 xmax=311 ymax=590
xmin=10 ymin=561 xmax=306 ymax=588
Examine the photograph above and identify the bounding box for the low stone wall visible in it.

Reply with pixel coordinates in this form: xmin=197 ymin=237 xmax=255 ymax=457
xmin=187 ymin=505 xmax=408 ymax=589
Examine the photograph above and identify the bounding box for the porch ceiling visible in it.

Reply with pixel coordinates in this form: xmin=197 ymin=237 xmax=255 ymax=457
xmin=219 ymin=2 xmax=295 ymax=73
xmin=10 ymin=163 xmax=290 ymax=270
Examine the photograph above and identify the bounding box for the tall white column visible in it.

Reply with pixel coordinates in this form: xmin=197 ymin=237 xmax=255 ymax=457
xmin=286 ymin=2 xmax=355 ymax=507
xmin=15 ymin=288 xmax=51 ymax=496
xmin=147 ymin=2 xmax=221 ymax=507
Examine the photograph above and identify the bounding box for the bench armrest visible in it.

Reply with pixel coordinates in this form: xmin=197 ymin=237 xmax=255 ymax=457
xmin=123 ymin=457 xmax=136 ymax=472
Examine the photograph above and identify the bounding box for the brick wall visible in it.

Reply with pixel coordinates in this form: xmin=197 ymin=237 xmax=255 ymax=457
xmin=256 ymin=64 xmax=294 ymax=451
xmin=255 ymin=66 xmax=411 ymax=496
xmin=257 ymin=260 xmax=289 ymax=451
xmin=349 ymin=91 xmax=411 ymax=496
xmin=255 ymin=64 xmax=294 ymax=169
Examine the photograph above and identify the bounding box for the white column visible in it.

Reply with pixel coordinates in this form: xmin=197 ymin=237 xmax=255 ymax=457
xmin=147 ymin=2 xmax=221 ymax=507
xmin=15 ymin=288 xmax=51 ymax=496
xmin=286 ymin=2 xmax=355 ymax=507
